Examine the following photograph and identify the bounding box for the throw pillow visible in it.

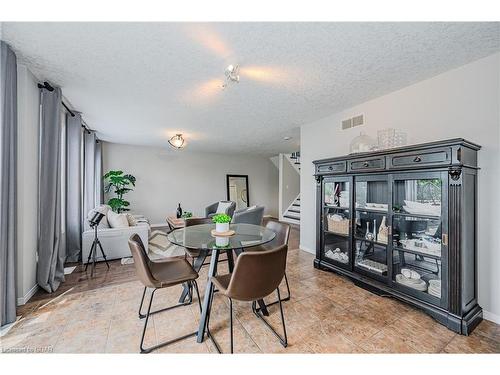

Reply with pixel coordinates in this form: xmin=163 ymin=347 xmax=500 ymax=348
xmin=216 ymin=201 xmax=232 ymax=214
xmin=126 ymin=213 xmax=138 ymax=226
xmin=107 ymin=210 xmax=129 ymax=228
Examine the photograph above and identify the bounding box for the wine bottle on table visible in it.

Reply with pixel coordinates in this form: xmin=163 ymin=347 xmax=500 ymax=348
xmin=176 ymin=203 xmax=183 ymax=219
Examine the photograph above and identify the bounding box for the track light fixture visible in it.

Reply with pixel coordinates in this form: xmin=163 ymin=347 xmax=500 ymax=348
xmin=222 ymin=64 xmax=240 ymax=89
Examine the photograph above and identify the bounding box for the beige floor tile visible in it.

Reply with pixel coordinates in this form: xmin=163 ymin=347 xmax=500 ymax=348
xmin=7 ymin=225 xmax=500 ymax=354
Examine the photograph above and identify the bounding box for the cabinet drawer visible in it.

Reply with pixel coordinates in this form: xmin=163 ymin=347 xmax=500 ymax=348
xmin=389 ymin=148 xmax=451 ymax=169
xmin=316 ymin=161 xmax=346 ymax=174
xmin=348 ymin=157 xmax=385 ymax=172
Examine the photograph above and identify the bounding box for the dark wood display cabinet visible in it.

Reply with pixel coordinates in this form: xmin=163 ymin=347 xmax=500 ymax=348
xmin=313 ymin=138 xmax=482 ymax=335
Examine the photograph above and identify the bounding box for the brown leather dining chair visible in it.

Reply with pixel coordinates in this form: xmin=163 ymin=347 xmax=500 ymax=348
xmin=248 ymin=221 xmax=291 ymax=307
xmin=207 ymin=244 xmax=289 ymax=353
xmin=128 ymin=234 xmax=204 ymax=353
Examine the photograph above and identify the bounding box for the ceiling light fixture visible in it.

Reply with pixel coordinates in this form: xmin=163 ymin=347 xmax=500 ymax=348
xmin=283 ymin=136 xmax=292 ymax=141
xmin=168 ymin=134 xmax=185 ymax=149
xmin=222 ymin=64 xmax=240 ymax=89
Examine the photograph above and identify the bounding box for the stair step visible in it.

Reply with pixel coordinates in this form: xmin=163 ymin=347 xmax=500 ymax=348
xmin=288 ymin=209 xmax=300 ymax=213
xmin=292 ymin=203 xmax=300 ymax=207
xmin=284 ymin=215 xmax=300 ymax=221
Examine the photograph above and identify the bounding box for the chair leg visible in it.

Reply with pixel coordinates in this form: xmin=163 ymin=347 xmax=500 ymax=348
xmin=254 ymin=273 xmax=291 ymax=312
xmin=139 ymin=287 xmax=198 ymax=354
xmin=229 ymin=298 xmax=234 ymax=354
xmin=252 ymin=288 xmax=288 ymax=348
xmin=138 ymin=287 xmax=147 ymax=319
xmin=138 ymin=285 xmax=193 ymax=319
xmin=276 ymin=287 xmax=288 ymax=347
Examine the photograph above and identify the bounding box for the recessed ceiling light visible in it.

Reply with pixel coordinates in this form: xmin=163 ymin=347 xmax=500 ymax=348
xmin=283 ymin=136 xmax=292 ymax=141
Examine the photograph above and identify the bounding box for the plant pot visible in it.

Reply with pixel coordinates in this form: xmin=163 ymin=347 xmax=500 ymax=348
xmin=215 ymin=222 xmax=230 ymax=233
xmin=215 ymin=236 xmax=230 ymax=247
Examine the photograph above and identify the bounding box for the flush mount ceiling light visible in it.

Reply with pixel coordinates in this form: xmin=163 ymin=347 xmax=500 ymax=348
xmin=222 ymin=64 xmax=240 ymax=89
xmin=283 ymin=136 xmax=292 ymax=141
xmin=168 ymin=134 xmax=185 ymax=149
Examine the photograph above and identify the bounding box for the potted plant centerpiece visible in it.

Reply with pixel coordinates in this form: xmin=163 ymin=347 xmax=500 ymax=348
xmin=212 ymin=213 xmax=232 ymax=233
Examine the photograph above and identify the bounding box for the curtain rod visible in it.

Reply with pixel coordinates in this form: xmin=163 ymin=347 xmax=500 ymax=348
xmin=38 ymin=81 xmax=95 ymax=134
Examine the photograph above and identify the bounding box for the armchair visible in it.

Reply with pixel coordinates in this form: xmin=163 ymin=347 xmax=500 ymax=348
xmin=205 ymin=201 xmax=236 ymax=218
xmin=232 ymin=205 xmax=265 ymax=225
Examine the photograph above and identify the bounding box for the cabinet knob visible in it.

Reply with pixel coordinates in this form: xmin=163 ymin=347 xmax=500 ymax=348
xmin=363 ymin=161 xmax=370 ymax=167
xmin=413 ymin=156 xmax=422 ymax=162
xmin=328 ymin=166 xmax=333 ymax=170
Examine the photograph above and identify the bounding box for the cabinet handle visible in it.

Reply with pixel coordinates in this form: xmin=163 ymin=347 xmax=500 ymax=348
xmin=442 ymin=234 xmax=448 ymax=246
xmin=328 ymin=166 xmax=333 ymax=170
xmin=413 ymin=156 xmax=422 ymax=162
xmin=363 ymin=161 xmax=370 ymax=167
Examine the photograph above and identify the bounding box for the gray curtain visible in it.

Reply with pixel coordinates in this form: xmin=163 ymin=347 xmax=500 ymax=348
xmin=83 ymin=131 xmax=97 ymax=230
xmin=37 ymin=85 xmax=65 ymax=293
xmin=65 ymin=113 xmax=82 ymax=262
xmin=0 ymin=41 xmax=18 ymax=326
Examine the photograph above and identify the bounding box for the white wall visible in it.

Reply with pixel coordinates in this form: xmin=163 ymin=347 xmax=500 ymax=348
xmin=16 ymin=64 xmax=39 ymax=304
xmin=102 ymin=142 xmax=279 ymax=222
xmin=300 ymin=53 xmax=500 ymax=321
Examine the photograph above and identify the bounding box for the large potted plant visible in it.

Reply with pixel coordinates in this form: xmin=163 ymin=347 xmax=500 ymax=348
xmin=104 ymin=170 xmax=136 ymax=213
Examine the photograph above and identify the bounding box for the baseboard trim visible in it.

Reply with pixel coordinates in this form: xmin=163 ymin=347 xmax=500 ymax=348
xmin=17 ymin=284 xmax=38 ymax=306
xmin=483 ymin=310 xmax=500 ymax=324
xmin=299 ymin=244 xmax=315 ymax=254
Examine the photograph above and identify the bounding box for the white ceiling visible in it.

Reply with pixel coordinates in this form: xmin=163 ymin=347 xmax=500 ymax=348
xmin=2 ymin=22 xmax=499 ymax=155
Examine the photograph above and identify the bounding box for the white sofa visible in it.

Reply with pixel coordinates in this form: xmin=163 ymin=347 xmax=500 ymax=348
xmin=82 ymin=210 xmax=150 ymax=263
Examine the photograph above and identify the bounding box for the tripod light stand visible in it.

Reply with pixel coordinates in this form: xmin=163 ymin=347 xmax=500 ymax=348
xmin=85 ymin=211 xmax=110 ymax=277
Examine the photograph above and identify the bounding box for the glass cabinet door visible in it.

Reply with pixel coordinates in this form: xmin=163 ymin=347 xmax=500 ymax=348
xmin=391 ymin=173 xmax=447 ymax=306
xmin=322 ymin=177 xmax=352 ymax=269
xmin=354 ymin=176 xmax=390 ymax=280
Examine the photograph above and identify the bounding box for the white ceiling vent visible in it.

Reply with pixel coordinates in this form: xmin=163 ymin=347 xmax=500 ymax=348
xmin=341 ymin=114 xmax=364 ymax=130
xmin=341 ymin=118 xmax=352 ymax=130
xmin=352 ymin=114 xmax=364 ymax=127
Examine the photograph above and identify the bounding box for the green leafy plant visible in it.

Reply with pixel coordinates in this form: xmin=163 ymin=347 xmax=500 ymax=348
xmin=103 ymin=170 xmax=136 ymax=213
xmin=212 ymin=213 xmax=232 ymax=223
xmin=181 ymin=211 xmax=193 ymax=219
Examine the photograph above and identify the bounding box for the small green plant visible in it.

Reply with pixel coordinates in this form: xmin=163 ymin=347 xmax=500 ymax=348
xmin=181 ymin=211 xmax=193 ymax=219
xmin=212 ymin=213 xmax=232 ymax=223
xmin=104 ymin=170 xmax=136 ymax=213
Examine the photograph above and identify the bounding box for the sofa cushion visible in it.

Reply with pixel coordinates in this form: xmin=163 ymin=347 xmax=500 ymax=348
xmin=107 ymin=210 xmax=129 ymax=228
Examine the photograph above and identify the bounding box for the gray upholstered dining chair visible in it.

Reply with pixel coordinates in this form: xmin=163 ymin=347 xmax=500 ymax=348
xmin=128 ymin=234 xmax=204 ymax=353
xmin=207 ymin=244 xmax=288 ymax=353
xmin=231 ymin=205 xmax=265 ymax=225
xmin=205 ymin=201 xmax=236 ymax=218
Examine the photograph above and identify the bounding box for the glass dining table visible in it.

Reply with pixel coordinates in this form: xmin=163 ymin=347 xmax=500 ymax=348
xmin=167 ymin=223 xmax=276 ymax=343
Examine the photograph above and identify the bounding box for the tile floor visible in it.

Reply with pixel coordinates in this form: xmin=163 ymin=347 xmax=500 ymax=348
xmin=1 ymin=225 xmax=499 ymax=354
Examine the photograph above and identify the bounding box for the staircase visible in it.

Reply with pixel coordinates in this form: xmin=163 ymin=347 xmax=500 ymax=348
xmin=284 ymin=152 xmax=301 ymax=173
xmin=282 ymin=194 xmax=300 ymax=224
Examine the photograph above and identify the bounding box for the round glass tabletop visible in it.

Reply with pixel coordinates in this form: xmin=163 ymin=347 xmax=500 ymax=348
xmin=167 ymin=223 xmax=276 ymax=250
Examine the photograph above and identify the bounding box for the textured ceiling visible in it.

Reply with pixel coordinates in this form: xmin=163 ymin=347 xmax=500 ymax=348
xmin=2 ymin=22 xmax=499 ymax=155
